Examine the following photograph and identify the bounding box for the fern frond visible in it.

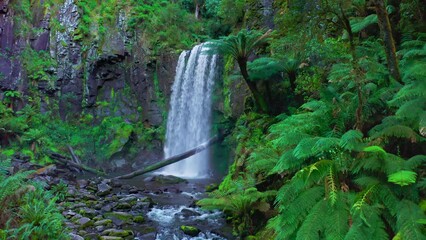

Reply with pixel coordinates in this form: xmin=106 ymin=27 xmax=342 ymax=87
xmin=371 ymin=124 xmax=420 ymax=142
xmin=395 ymin=200 xmax=426 ymax=240
xmin=350 ymin=14 xmax=378 ymax=33
xmin=345 ymin=204 xmax=389 ymax=240
xmin=296 ymin=199 xmax=328 ymax=240
xmin=388 ymin=170 xmax=417 ymax=186
xmin=340 ymin=130 xmax=364 ymax=151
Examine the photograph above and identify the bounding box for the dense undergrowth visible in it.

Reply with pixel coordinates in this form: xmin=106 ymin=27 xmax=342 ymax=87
xmin=0 ymin=160 xmax=69 ymax=239
xmin=1 ymin=0 xmax=425 ymax=239
xmin=198 ymin=0 xmax=426 ymax=239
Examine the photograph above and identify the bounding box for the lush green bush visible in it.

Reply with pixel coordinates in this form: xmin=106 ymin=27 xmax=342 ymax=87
xmin=0 ymin=160 xmax=68 ymax=239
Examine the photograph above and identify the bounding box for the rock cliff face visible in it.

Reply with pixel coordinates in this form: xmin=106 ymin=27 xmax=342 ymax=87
xmin=0 ymin=0 xmax=176 ymax=126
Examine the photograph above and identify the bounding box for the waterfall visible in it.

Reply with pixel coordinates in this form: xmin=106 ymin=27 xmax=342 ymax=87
xmin=160 ymin=43 xmax=218 ymax=178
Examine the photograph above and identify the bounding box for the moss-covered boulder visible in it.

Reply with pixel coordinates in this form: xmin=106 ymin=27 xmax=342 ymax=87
xmin=101 ymin=229 xmax=133 ymax=237
xmin=180 ymin=225 xmax=200 ymax=237
xmin=103 ymin=212 xmax=133 ymax=222
xmin=94 ymin=219 xmax=113 ymax=227
xmin=133 ymin=215 xmax=145 ymax=223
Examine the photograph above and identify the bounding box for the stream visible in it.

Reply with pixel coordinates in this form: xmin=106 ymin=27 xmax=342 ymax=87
xmin=121 ymin=175 xmax=232 ymax=240
xmin=53 ymin=169 xmax=233 ymax=240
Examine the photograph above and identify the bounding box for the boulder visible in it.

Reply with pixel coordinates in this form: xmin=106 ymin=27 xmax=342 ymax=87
xmin=180 ymin=225 xmax=200 ymax=237
xmin=97 ymin=183 xmax=112 ymax=196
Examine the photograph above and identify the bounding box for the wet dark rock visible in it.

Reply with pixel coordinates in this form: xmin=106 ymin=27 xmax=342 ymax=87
xmin=139 ymin=232 xmax=156 ymax=240
xmin=94 ymin=219 xmax=113 ymax=227
xmin=151 ymin=175 xmax=187 ymax=185
xmin=83 ymin=194 xmax=97 ymax=201
xmin=139 ymin=226 xmax=156 ymax=234
xmin=104 ymin=212 xmax=133 ymax=225
xmin=132 ymin=201 xmax=150 ymax=211
xmin=180 ymin=208 xmax=202 ymax=218
xmin=76 ymin=217 xmax=93 ymax=228
xmin=63 ymin=210 xmax=77 ymax=218
xmin=78 ymin=207 xmax=98 ymax=218
xmin=128 ymin=187 xmax=140 ymax=194
xmin=116 ymin=202 xmax=131 ymax=210
xmin=99 ymin=236 xmax=123 ymax=240
xmin=77 ymin=179 xmax=89 ymax=188
xmin=97 ymin=182 xmax=112 ymax=196
xmin=101 ymin=228 xmax=133 ymax=237
xmin=69 ymin=233 xmax=84 ymax=240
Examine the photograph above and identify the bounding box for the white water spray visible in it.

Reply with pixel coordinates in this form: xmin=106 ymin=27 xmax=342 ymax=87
xmin=159 ymin=43 xmax=218 ymax=178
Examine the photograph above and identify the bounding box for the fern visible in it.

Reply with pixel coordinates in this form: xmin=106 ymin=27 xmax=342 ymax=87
xmin=388 ymin=170 xmax=417 ymax=186
xmin=350 ymin=14 xmax=378 ymax=33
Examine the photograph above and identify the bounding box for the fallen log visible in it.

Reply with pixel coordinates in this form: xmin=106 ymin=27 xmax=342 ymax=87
xmin=67 ymin=145 xmax=82 ymax=165
xmin=114 ymin=134 xmax=224 ymax=180
xmin=49 ymin=152 xmax=105 ymax=176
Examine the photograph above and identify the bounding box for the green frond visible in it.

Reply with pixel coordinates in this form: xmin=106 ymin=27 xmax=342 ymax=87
xmin=271 ymin=150 xmax=303 ymax=173
xmin=395 ymin=200 xmax=426 ymax=240
xmin=388 ymin=170 xmax=417 ymax=186
xmin=274 ymin=186 xmax=325 ymax=239
xmin=350 ymin=14 xmax=378 ymax=33
xmin=247 ymin=147 xmax=280 ymax=176
xmin=371 ymin=124 xmax=421 ymax=142
xmin=345 ymin=204 xmax=389 ymax=240
xmin=324 ymin=193 xmax=350 ymax=240
xmin=296 ymin=199 xmax=328 ymax=240
xmin=339 ymin=130 xmax=364 ymax=151
xmin=363 ymin=146 xmax=387 ymax=156
xmin=325 ymin=166 xmax=338 ymax=205
xmin=405 ymin=155 xmax=426 ymax=170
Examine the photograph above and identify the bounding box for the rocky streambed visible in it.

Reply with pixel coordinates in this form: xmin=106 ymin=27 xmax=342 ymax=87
xmin=15 ymin=160 xmax=232 ymax=240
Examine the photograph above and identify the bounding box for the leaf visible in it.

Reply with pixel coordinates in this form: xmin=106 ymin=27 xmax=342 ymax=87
xmin=363 ymin=146 xmax=387 ymax=156
xmin=388 ymin=171 xmax=417 ymax=186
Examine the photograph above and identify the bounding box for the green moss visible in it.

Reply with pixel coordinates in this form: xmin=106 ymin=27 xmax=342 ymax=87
xmin=180 ymin=225 xmax=200 ymax=237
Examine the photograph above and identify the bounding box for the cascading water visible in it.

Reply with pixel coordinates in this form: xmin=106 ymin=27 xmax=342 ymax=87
xmin=159 ymin=43 xmax=218 ymax=178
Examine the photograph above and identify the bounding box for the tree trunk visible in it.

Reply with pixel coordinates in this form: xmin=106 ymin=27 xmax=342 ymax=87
xmin=238 ymin=59 xmax=269 ymax=113
xmin=195 ymin=2 xmax=200 ymax=19
xmin=114 ymin=134 xmax=223 ymax=179
xmin=373 ymin=0 xmax=402 ymax=83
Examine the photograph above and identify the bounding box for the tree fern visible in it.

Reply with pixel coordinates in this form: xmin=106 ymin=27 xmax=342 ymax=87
xmin=395 ymin=200 xmax=426 ymax=240
xmin=388 ymin=170 xmax=417 ymax=186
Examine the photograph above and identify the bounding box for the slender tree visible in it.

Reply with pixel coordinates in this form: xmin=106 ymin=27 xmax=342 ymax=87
xmin=208 ymin=29 xmax=272 ymax=113
xmin=371 ymin=0 xmax=402 ymax=83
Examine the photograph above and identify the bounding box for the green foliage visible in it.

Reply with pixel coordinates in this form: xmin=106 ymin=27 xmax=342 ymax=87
xmin=20 ymin=47 xmax=57 ymax=86
xmin=0 ymin=160 xmax=68 ymax=239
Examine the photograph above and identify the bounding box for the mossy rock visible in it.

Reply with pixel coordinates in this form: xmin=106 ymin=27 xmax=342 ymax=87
xmin=104 ymin=212 xmax=133 ymax=222
xmin=94 ymin=219 xmax=113 ymax=226
xmin=101 ymin=229 xmax=133 ymax=237
xmin=133 ymin=215 xmax=145 ymax=223
xmin=205 ymin=183 xmax=219 ymax=192
xmin=180 ymin=225 xmax=200 ymax=237
xmin=152 ymin=175 xmax=187 ymax=184
xmin=116 ymin=202 xmax=132 ymax=210
xmin=140 ymin=226 xmax=156 ymax=234
xmin=99 ymin=236 xmax=123 ymax=240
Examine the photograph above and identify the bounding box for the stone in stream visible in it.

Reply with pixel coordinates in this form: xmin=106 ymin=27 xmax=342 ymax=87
xmin=103 ymin=212 xmax=133 ymax=225
xmin=99 ymin=236 xmax=123 ymax=240
xmin=180 ymin=225 xmax=201 ymax=237
xmin=101 ymin=228 xmax=133 ymax=237
xmin=69 ymin=233 xmax=84 ymax=240
xmin=97 ymin=182 xmax=112 ymax=196
xmin=115 ymin=202 xmax=132 ymax=210
xmin=76 ymin=217 xmax=93 ymax=228
xmin=151 ymin=175 xmax=187 ymax=184
xmin=133 ymin=215 xmax=145 ymax=223
xmin=94 ymin=219 xmax=113 ymax=227
xmin=78 ymin=207 xmax=98 ymax=218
